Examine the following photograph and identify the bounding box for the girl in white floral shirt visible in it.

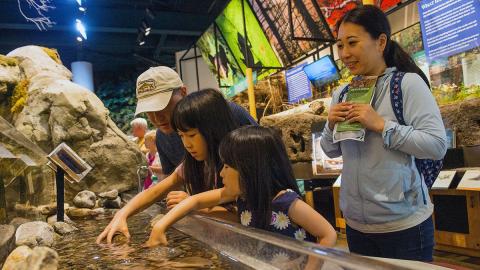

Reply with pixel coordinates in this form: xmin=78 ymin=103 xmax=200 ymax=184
xmin=147 ymin=126 xmax=337 ymax=248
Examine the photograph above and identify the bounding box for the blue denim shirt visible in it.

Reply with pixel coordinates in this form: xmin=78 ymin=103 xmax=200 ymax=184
xmin=321 ymin=68 xmax=447 ymax=233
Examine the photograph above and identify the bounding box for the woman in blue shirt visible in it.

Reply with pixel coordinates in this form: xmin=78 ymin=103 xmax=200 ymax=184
xmin=320 ymin=5 xmax=447 ymax=261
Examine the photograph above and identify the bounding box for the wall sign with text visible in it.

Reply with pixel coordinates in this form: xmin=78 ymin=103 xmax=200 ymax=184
xmin=418 ymin=0 xmax=480 ymax=61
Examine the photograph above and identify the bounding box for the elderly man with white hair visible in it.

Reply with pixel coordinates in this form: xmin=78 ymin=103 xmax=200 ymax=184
xmin=130 ymin=117 xmax=148 ymax=154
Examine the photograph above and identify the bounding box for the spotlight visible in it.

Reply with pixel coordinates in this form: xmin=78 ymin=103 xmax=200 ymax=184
xmin=145 ymin=8 xmax=156 ymax=20
xmin=77 ymin=36 xmax=83 ymax=42
xmin=79 ymin=6 xmax=86 ymax=12
xmin=145 ymin=29 xmax=151 ymax=36
xmin=76 ymin=0 xmax=82 ymax=6
xmin=75 ymin=19 xmax=87 ymax=40
xmin=139 ymin=41 xmax=145 ymax=46
xmin=141 ymin=19 xmax=151 ymax=32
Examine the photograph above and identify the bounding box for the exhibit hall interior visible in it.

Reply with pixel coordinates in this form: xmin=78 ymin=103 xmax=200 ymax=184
xmin=0 ymin=0 xmax=479 ymax=269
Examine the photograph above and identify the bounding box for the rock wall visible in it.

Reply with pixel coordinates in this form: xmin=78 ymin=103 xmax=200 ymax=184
xmin=260 ymin=100 xmax=327 ymax=162
xmin=440 ymin=97 xmax=480 ymax=146
xmin=0 ymin=46 xmax=145 ymax=205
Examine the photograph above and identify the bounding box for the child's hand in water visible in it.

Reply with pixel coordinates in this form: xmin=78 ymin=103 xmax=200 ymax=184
xmin=166 ymin=191 xmax=189 ymax=210
xmin=145 ymin=221 xmax=168 ymax=247
xmin=96 ymin=210 xmax=131 ymax=245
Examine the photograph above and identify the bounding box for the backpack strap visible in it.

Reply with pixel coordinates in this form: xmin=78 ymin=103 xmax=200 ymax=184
xmin=338 ymin=85 xmax=349 ymax=103
xmin=389 ymin=71 xmax=406 ymax=125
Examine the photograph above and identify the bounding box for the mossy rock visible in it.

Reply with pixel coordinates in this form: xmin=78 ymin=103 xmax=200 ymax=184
xmin=0 ymin=55 xmax=18 ymax=67
xmin=41 ymin=47 xmax=62 ymax=64
xmin=0 ymin=82 xmax=7 ymax=94
xmin=10 ymin=79 xmax=29 ymax=114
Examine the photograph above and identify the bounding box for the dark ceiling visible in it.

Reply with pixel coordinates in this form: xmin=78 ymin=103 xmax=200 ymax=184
xmin=0 ymin=0 xmax=229 ymax=73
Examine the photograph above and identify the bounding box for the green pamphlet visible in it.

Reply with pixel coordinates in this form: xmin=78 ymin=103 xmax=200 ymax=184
xmin=333 ymin=76 xmax=378 ymax=143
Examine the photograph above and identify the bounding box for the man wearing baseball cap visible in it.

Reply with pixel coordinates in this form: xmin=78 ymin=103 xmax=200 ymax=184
xmin=96 ymin=66 xmax=257 ymax=245
xmin=135 ymin=66 xmax=257 ymax=176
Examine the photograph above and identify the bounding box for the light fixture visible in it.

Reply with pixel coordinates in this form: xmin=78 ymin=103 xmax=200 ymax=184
xmin=141 ymin=19 xmax=151 ymax=32
xmin=76 ymin=0 xmax=82 ymax=6
xmin=75 ymin=19 xmax=87 ymax=40
xmin=139 ymin=41 xmax=145 ymax=46
xmin=79 ymin=6 xmax=86 ymax=12
xmin=145 ymin=8 xmax=156 ymax=20
xmin=76 ymin=36 xmax=83 ymax=42
xmin=145 ymin=29 xmax=151 ymax=36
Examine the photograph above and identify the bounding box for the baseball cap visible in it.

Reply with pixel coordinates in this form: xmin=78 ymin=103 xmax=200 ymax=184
xmin=135 ymin=66 xmax=183 ymax=115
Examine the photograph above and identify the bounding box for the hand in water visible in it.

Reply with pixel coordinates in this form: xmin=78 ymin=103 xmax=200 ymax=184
xmin=96 ymin=211 xmax=131 ymax=245
xmin=166 ymin=191 xmax=189 ymax=210
xmin=144 ymin=222 xmax=168 ymax=248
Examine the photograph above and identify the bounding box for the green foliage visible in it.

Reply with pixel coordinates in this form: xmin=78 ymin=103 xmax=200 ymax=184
xmin=432 ymin=84 xmax=480 ymax=105
xmin=97 ymin=79 xmax=140 ymax=132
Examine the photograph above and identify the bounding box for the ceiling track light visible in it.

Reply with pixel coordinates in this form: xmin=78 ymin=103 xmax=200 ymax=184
xmin=145 ymin=8 xmax=156 ymax=20
xmin=75 ymin=19 xmax=87 ymax=40
xmin=141 ymin=19 xmax=151 ymax=32
xmin=79 ymin=6 xmax=86 ymax=12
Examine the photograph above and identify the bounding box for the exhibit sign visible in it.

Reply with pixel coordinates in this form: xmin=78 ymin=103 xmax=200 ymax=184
xmin=249 ymin=0 xmax=331 ymax=67
xmin=286 ymin=63 xmax=312 ymax=103
xmin=457 ymin=170 xmax=480 ymax=190
xmin=431 ymin=170 xmax=456 ymax=189
xmin=47 ymin=142 xmax=92 ymax=183
xmin=224 ymin=71 xmax=257 ymax=99
xmin=196 ymin=24 xmax=245 ymax=88
xmin=317 ymin=0 xmax=361 ymax=34
xmin=216 ymin=0 xmax=282 ymax=80
xmin=418 ymin=0 xmax=480 ymax=61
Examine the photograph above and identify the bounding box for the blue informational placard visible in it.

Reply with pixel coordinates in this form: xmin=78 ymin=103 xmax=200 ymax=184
xmin=286 ymin=63 xmax=312 ymax=103
xmin=418 ymin=0 xmax=480 ymax=61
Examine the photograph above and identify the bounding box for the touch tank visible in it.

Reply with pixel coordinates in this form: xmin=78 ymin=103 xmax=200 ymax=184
xmin=1 ymin=115 xmax=450 ymax=269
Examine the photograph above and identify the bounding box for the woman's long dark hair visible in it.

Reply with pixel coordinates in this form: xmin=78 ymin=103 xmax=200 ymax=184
xmin=172 ymin=88 xmax=238 ymax=195
xmin=219 ymin=126 xmax=300 ymax=229
xmin=336 ymin=5 xmax=430 ymax=87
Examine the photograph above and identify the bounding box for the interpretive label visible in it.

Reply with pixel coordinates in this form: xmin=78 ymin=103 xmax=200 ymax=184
xmin=418 ymin=0 xmax=480 ymax=61
xmin=286 ymin=63 xmax=311 ymax=103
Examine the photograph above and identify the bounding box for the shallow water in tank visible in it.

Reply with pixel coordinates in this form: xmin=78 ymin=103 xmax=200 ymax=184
xmin=53 ymin=212 xmax=251 ymax=270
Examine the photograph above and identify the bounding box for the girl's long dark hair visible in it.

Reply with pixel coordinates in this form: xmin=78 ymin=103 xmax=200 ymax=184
xmin=219 ymin=126 xmax=300 ymax=229
xmin=172 ymin=88 xmax=238 ymax=195
xmin=336 ymin=5 xmax=430 ymax=87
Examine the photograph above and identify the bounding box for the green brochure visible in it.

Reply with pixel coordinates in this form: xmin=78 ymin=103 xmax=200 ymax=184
xmin=333 ymin=76 xmax=378 ymax=142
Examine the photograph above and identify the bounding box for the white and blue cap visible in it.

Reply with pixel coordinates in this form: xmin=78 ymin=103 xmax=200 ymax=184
xmin=135 ymin=66 xmax=183 ymax=115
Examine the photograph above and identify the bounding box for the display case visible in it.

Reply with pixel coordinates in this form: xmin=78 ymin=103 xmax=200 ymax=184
xmin=0 ymin=116 xmax=48 ymax=223
xmin=171 ymin=213 xmax=449 ymax=269
xmin=430 ymin=146 xmax=480 ymax=257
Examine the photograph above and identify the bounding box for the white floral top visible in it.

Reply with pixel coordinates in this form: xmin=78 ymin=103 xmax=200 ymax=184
xmin=237 ymin=189 xmax=315 ymax=242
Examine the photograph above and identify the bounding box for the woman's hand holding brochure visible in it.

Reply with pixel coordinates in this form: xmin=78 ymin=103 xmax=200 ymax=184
xmin=333 ymin=76 xmax=378 ymax=143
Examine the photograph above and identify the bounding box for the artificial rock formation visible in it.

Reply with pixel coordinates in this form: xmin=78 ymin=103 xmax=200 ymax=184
xmin=15 ymin=221 xmax=55 ymax=248
xmin=0 ymin=46 xmax=145 ymax=206
xmin=0 ymin=225 xmax=16 ymax=263
xmin=260 ymin=100 xmax=328 ymax=162
xmin=72 ymin=191 xmax=96 ymax=209
xmin=440 ymin=97 xmax=480 ymax=146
